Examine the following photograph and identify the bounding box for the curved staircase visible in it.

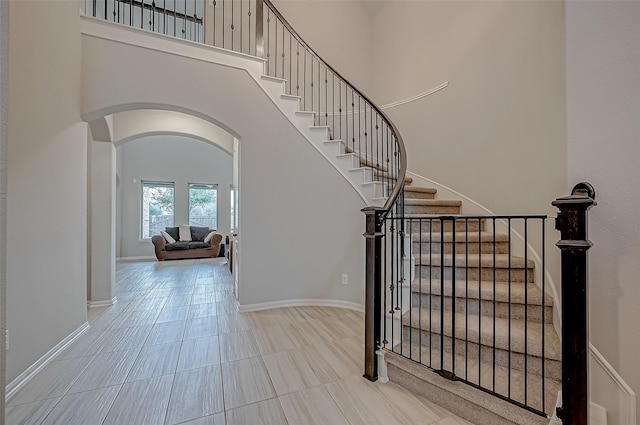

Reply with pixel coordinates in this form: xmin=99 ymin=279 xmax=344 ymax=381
xmin=381 ymin=183 xmax=561 ymax=424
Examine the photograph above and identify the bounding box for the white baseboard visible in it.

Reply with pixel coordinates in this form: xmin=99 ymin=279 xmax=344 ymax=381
xmin=5 ymin=321 xmax=90 ymax=401
xmin=87 ymin=296 xmax=118 ymax=308
xmin=590 ymin=343 xmax=636 ymax=425
xmin=238 ymin=298 xmax=364 ymax=313
xmin=116 ymin=256 xmax=155 ymax=262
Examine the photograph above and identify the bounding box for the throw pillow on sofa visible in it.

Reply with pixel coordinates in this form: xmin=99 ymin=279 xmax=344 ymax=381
xmin=204 ymin=231 xmax=216 ymax=243
xmin=161 ymin=230 xmax=176 ymax=244
xmin=190 ymin=226 xmax=211 ymax=242
xmin=179 ymin=225 xmax=192 ymax=242
xmin=164 ymin=227 xmax=180 ymax=241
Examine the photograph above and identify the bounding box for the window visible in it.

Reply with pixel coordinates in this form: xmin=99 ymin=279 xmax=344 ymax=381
xmin=189 ymin=183 xmax=217 ymax=230
xmin=142 ymin=181 xmax=175 ymax=239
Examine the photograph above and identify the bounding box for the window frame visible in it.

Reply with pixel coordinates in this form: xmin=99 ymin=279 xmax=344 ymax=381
xmin=141 ymin=180 xmax=175 ymax=240
xmin=188 ymin=182 xmax=218 ymax=231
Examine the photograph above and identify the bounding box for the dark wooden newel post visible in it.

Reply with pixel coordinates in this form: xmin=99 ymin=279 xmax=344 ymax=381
xmin=552 ymin=182 xmax=596 ymax=425
xmin=362 ymin=206 xmax=385 ymax=382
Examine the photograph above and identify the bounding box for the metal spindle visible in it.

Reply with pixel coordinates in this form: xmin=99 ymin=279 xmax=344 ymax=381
xmin=507 ymin=218 xmax=512 ymax=400
xmin=524 ymin=218 xmax=529 ymax=406
xmin=478 ymin=221 xmax=482 ymax=384
xmin=541 ymin=218 xmax=546 ymax=412
xmin=451 ymin=218 xmax=456 ymax=376
xmin=492 ymin=217 xmax=497 ymax=392
xmin=440 ymin=219 xmax=445 ymax=372
xmin=465 ymin=218 xmax=469 ymax=380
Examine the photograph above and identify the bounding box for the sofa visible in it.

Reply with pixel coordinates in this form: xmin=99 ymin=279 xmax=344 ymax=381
xmin=152 ymin=225 xmax=223 ymax=261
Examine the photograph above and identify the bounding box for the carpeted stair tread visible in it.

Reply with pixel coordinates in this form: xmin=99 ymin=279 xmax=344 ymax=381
xmin=416 ymin=253 xmax=535 ymax=269
xmin=412 ymin=231 xmax=510 ymax=243
xmin=402 ymin=308 xmax=561 ymax=361
xmin=405 ymin=199 xmax=462 ymax=207
xmin=410 ymin=279 xmax=554 ymax=307
xmin=404 ymin=187 xmax=438 ymax=199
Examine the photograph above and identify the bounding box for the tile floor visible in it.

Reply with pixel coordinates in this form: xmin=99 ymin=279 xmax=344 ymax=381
xmin=6 ymin=258 xmax=473 ymax=425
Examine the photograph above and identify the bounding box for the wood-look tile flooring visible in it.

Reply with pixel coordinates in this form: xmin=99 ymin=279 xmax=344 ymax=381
xmin=6 ymin=258 xmax=473 ymax=425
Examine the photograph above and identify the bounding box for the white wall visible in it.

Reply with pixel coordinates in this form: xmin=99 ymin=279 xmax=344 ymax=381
xmin=89 ymin=140 xmax=116 ymax=303
xmin=81 ymin=20 xmax=366 ymax=308
xmin=7 ymin=1 xmax=88 ymax=383
xmin=117 ymin=135 xmax=233 ymax=258
xmin=0 ymin=0 xmax=9 ymax=413
xmin=370 ymin=1 xmax=567 ymax=217
xmin=271 ymin=0 xmax=374 ymax=95
xmin=566 ymin=2 xmax=640 ymax=423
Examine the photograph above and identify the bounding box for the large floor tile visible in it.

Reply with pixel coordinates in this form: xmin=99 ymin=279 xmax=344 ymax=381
xmin=252 ymin=324 xmax=298 ymax=355
xmin=108 ymin=310 xmax=159 ymax=329
xmin=96 ymin=325 xmax=153 ymax=353
xmin=374 ymin=380 xmax=451 ymax=424
xmin=324 ymin=375 xmax=411 ymax=425
xmin=165 ymin=365 xmax=224 ymax=424
xmin=221 ymin=357 xmax=276 ymax=410
xmin=40 ymin=385 xmax=120 ymax=425
xmin=187 ymin=303 xmax=217 ymax=319
xmin=300 ymin=341 xmax=361 ymax=383
xmin=102 ymin=375 xmax=173 ymax=425
xmin=279 ymin=386 xmax=350 ymax=425
xmin=8 ymin=357 xmax=94 ymax=406
xmin=5 ymin=397 xmax=61 ymax=425
xmin=219 ymin=330 xmax=259 ymax=363
xmin=67 ymin=348 xmax=139 ymax=393
xmin=156 ymin=305 xmax=189 ymax=323
xmin=217 ymin=313 xmax=252 ymax=334
xmin=176 ymin=335 xmax=221 ymax=371
xmin=126 ymin=342 xmax=181 ymax=382
xmin=262 ymin=349 xmax=320 ymax=395
xmin=226 ymin=399 xmax=288 ymax=425
xmin=145 ymin=321 xmax=185 ymax=346
xmin=183 ymin=316 xmax=219 ymax=340
xmin=177 ymin=413 xmax=226 ymax=425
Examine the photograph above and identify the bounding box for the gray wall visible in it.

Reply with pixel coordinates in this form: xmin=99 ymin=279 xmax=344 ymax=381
xmin=117 ymin=135 xmax=233 ymax=258
xmin=7 ymin=0 xmax=88 ymax=383
xmin=566 ymin=2 xmax=640 ymax=421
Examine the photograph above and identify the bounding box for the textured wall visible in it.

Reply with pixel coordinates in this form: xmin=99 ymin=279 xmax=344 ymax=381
xmin=566 ymin=2 xmax=640 ymax=423
xmin=1 ymin=0 xmax=9 ymax=416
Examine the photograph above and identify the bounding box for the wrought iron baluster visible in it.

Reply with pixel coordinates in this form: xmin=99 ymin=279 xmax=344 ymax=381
xmin=524 ymin=217 xmax=529 ymax=406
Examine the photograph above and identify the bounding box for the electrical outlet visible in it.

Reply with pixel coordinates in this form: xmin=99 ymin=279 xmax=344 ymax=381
xmin=341 ymin=274 xmax=348 ymax=285
xmin=5 ymin=330 xmax=8 ymax=351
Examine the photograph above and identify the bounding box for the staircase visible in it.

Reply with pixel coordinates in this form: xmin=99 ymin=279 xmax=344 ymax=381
xmin=256 ymin=42 xmax=564 ymax=425
xmin=378 ymin=183 xmax=563 ymax=425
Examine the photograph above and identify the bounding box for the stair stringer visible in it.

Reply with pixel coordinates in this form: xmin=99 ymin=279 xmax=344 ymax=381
xmin=254 ymin=74 xmax=386 ymax=207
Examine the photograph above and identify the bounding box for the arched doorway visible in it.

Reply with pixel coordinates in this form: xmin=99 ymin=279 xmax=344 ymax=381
xmin=87 ymin=108 xmax=240 ymax=308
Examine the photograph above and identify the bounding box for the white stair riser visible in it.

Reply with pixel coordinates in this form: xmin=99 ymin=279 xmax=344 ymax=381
xmin=259 ymin=75 xmax=287 ymax=100
xmin=321 ymin=140 xmax=346 ymax=156
xmin=348 ymin=167 xmax=373 ymax=184
xmin=307 ymin=126 xmax=330 ymax=141
xmin=335 ymin=154 xmax=360 ymax=172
